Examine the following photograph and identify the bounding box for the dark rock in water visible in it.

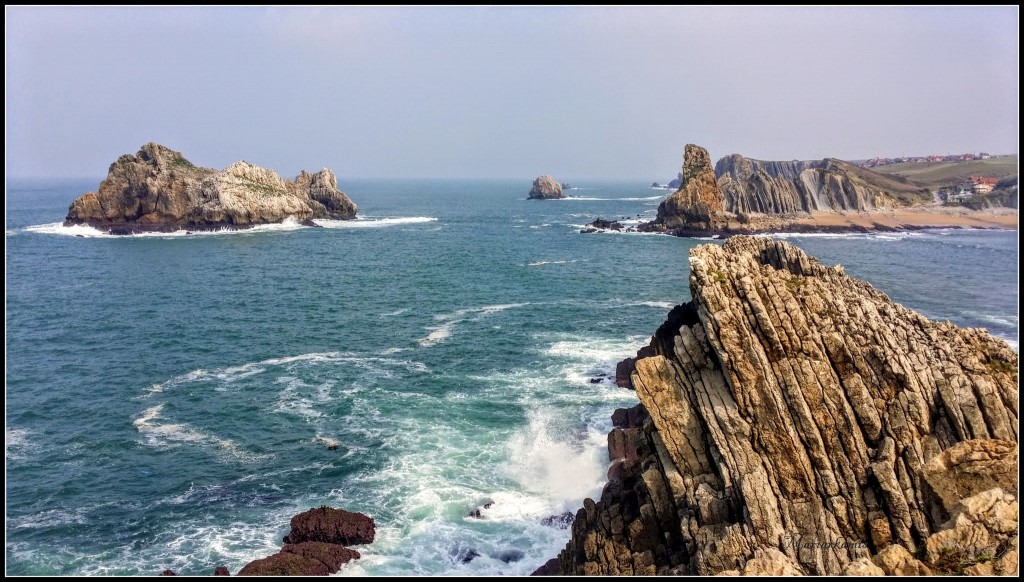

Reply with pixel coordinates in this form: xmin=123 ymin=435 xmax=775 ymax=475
xmin=588 ymin=218 xmax=623 ymax=231
xmin=159 ymin=570 xmax=177 ymax=576
xmin=63 ymin=142 xmax=357 ymax=234
xmin=75 ymin=234 xmax=85 ymax=238
xmin=651 ymin=182 xmax=661 ymax=188
xmin=497 ymin=549 xmax=525 ymax=563
xmin=237 ymin=552 xmax=330 ymax=576
xmin=214 ymin=566 xmax=230 ymax=575
xmin=327 ymin=444 xmax=338 ymax=451
xmin=283 ymin=506 xmax=375 ymax=546
xmin=540 ymin=511 xmax=575 ymax=529
xmin=451 ymin=546 xmax=481 ymax=564
xmin=588 ymin=377 xmax=602 ymax=384
xmin=579 ymin=228 xmax=599 ymax=234
xmin=614 ymin=357 xmax=636 ymax=389
xmin=467 ymin=500 xmax=494 ymax=518
xmin=528 ymin=176 xmax=563 ymax=200
xmin=560 ymin=182 xmax=574 ymax=190
xmin=282 ymin=542 xmax=360 ymax=572
xmin=531 ymin=558 xmax=560 ymax=576
xmin=610 ymin=403 xmax=648 ymax=429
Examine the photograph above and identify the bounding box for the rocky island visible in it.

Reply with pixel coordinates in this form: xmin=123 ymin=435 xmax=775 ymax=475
xmin=528 ymin=175 xmax=564 ymax=199
xmin=536 ymin=237 xmax=1018 ymax=576
xmin=586 ymin=144 xmax=1016 ymax=236
xmin=64 ymin=143 xmax=357 ymax=235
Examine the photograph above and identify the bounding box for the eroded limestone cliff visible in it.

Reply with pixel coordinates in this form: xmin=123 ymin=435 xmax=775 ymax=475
xmin=715 ymin=154 xmax=929 ymax=214
xmin=539 ymin=237 xmax=1018 ymax=576
xmin=65 ymin=143 xmax=356 ymax=234
xmin=648 ymin=144 xmax=726 ymax=232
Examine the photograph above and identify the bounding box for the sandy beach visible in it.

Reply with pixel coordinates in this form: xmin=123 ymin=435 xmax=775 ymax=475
xmin=716 ymin=206 xmax=1019 ymax=233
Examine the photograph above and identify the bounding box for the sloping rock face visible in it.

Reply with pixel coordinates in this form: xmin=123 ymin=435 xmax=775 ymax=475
xmin=715 ymin=154 xmax=928 ymax=213
xmin=529 ymin=175 xmax=564 ymax=199
xmin=650 ymin=144 xmax=726 ymax=231
xmin=541 ymin=237 xmax=1018 ymax=575
xmin=64 ymin=143 xmax=356 ymax=234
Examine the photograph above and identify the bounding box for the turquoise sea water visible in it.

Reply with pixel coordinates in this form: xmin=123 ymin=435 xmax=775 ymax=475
xmin=5 ymin=179 xmax=1019 ymax=575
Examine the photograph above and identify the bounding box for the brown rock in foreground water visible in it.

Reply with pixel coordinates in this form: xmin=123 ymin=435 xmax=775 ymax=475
xmin=283 ymin=506 xmax=376 ymax=546
xmin=541 ymin=236 xmax=1018 ymax=575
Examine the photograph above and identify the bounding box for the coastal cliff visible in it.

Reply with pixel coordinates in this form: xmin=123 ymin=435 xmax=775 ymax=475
xmin=64 ymin=143 xmax=357 ymax=234
xmin=649 ymin=145 xmax=726 ymax=231
xmin=716 ymin=154 xmax=930 ymax=214
xmin=538 ymin=237 xmax=1018 ymax=576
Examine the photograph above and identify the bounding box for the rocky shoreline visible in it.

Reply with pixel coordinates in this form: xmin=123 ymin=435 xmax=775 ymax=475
xmin=584 ymin=143 xmax=1016 ymax=238
xmin=64 ymin=143 xmax=357 ymax=235
xmin=534 ymin=236 xmax=1018 ymax=576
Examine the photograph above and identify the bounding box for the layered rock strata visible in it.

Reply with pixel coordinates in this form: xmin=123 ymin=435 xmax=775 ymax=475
xmin=65 ymin=143 xmax=356 ymax=234
xmin=538 ymin=237 xmax=1018 ymax=575
xmin=716 ymin=154 xmax=928 ymax=214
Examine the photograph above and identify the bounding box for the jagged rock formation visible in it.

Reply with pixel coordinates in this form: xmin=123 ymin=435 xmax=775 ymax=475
xmin=715 ymin=154 xmax=930 ymax=214
xmin=64 ymin=143 xmax=356 ymax=234
xmin=538 ymin=237 xmax=1018 ymax=576
xmin=237 ymin=506 xmax=374 ymax=576
xmin=647 ymin=144 xmax=726 ymax=232
xmin=528 ymin=175 xmax=564 ymax=199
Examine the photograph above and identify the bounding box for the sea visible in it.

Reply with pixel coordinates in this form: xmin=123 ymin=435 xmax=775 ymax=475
xmin=5 ymin=179 xmax=1019 ymax=575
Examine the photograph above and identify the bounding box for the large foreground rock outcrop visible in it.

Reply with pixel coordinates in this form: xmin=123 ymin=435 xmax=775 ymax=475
xmin=528 ymin=175 xmax=564 ymax=199
xmin=65 ymin=143 xmax=357 ymax=234
xmin=539 ymin=237 xmax=1018 ymax=575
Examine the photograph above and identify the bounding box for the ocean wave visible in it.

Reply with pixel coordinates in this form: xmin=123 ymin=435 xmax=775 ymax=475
xmin=132 ymin=404 xmax=273 ymax=464
xmin=147 ymin=352 xmax=430 ymax=395
xmin=418 ymin=303 xmax=530 ymax=348
xmin=768 ymin=231 xmax=923 ymax=241
xmin=527 ymin=259 xmax=579 ymax=267
xmin=315 ymin=216 xmax=437 ymax=228
xmin=5 ymin=427 xmax=37 ymax=460
xmin=548 ymin=195 xmax=663 ymax=201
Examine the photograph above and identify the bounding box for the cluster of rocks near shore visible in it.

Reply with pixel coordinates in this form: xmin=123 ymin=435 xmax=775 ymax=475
xmin=158 ymin=506 xmax=375 ymax=576
xmin=534 ymin=236 xmax=1018 ymax=576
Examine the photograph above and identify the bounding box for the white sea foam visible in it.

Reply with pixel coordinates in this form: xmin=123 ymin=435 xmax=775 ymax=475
xmin=504 ymin=410 xmax=607 ymax=506
xmin=380 ymin=307 xmax=411 ymax=317
xmin=22 ymin=216 xmax=310 ymax=238
xmin=5 ymin=427 xmax=36 ymax=460
xmin=315 ymin=216 xmax=437 ymax=228
xmin=550 ymin=195 xmax=663 ymax=201
xmin=417 ymin=303 xmax=530 ymax=347
xmin=527 ymin=259 xmax=578 ymax=266
xmin=133 ymin=404 xmax=272 ymax=463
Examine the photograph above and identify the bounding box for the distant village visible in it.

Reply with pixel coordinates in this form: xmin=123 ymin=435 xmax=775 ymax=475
xmin=937 ymin=176 xmax=999 ymax=203
xmin=857 ymin=152 xmax=1015 ymax=205
xmin=859 ymin=152 xmax=993 ymax=168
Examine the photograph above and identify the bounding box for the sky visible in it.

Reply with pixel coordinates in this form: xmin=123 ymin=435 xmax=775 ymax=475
xmin=5 ymin=6 xmax=1019 ymax=180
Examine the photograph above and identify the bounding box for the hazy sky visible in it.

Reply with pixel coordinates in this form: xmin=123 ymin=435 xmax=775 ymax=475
xmin=5 ymin=6 xmax=1019 ymax=180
